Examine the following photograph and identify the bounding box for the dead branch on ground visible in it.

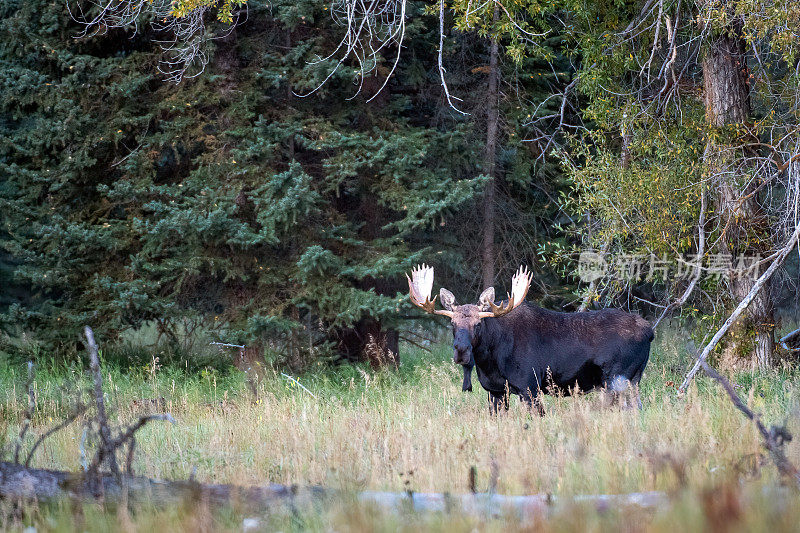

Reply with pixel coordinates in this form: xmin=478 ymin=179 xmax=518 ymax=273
xmin=84 ymin=326 xmax=119 ymax=477
xmin=779 ymin=327 xmax=800 ymax=353
xmin=10 ymin=326 xmax=175 ymax=496
xmin=82 ymin=326 xmax=176 ymax=486
xmin=698 ymin=361 xmax=800 ymax=486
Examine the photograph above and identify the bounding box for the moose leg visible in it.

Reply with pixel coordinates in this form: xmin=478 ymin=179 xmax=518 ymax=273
xmin=533 ymin=395 xmax=546 ymax=417
xmin=521 ymin=389 xmax=546 ymax=417
xmin=629 ymin=362 xmax=646 ymax=410
xmin=488 ymin=392 xmax=509 ymax=415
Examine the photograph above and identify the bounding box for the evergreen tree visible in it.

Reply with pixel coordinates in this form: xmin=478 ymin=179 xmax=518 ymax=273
xmin=0 ymin=0 xmax=487 ymax=365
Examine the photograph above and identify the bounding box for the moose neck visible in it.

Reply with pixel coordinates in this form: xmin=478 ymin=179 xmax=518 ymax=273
xmin=472 ymin=305 xmax=534 ymax=375
xmin=471 ymin=317 xmax=504 ymax=374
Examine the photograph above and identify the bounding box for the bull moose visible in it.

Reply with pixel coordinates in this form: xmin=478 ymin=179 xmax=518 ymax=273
xmin=407 ymin=264 xmax=653 ymax=414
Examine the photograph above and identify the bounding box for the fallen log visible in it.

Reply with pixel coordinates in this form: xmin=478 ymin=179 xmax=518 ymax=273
xmin=0 ymin=461 xmax=325 ymax=510
xmin=357 ymin=489 xmax=667 ymax=520
xmin=0 ymin=461 xmax=667 ymax=519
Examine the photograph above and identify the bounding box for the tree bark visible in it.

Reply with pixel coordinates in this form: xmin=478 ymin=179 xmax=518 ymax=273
xmin=481 ymin=7 xmax=500 ymax=290
xmin=703 ymin=30 xmax=775 ymax=368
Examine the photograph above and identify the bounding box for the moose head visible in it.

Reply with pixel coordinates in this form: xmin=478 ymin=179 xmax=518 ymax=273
xmin=407 ymin=264 xmax=532 ymax=365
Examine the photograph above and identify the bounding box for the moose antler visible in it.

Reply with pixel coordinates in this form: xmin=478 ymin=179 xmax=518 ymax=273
xmin=406 ymin=264 xmax=454 ymax=317
xmin=481 ymin=266 xmax=532 ymax=318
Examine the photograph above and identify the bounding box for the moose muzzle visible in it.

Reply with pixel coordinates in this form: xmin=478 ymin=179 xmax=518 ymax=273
xmin=452 ymin=329 xmax=472 ymax=365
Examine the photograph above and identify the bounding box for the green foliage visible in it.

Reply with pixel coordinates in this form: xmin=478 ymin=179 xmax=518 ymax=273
xmin=564 ymin=122 xmax=705 ymax=254
xmin=0 ymin=0 xmax=586 ymax=366
xmin=171 ymin=0 xmax=248 ymax=23
xmin=0 ymin=0 xmax=491 ymax=358
xmin=539 ymin=0 xmax=800 ymax=314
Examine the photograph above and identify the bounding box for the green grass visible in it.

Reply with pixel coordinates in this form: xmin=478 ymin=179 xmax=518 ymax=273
xmin=0 ymin=327 xmax=799 ymax=531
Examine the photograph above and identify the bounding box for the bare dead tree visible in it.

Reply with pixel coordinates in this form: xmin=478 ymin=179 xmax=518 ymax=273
xmin=5 ymin=327 xmax=174 ymax=485
xmin=82 ymin=326 xmax=176 ymax=484
xmin=7 ymin=326 xmax=177 ymax=492
xmin=84 ymin=326 xmax=119 ymax=477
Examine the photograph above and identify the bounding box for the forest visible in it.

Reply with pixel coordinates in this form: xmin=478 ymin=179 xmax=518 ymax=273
xmin=1 ymin=0 xmax=800 ymax=530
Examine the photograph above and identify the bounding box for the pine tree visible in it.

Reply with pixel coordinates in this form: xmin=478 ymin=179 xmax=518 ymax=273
xmin=0 ymin=0 xmax=489 ymax=365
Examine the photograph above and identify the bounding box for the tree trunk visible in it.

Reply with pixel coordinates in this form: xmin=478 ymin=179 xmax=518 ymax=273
xmin=335 ymin=319 xmax=399 ymax=369
xmin=703 ymin=31 xmax=775 ymax=368
xmin=329 ymin=190 xmax=399 ymax=368
xmin=481 ymin=7 xmax=500 ymax=291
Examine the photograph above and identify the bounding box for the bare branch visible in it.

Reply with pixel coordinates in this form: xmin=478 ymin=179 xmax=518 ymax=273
xmin=398 ymin=335 xmax=432 ymax=352
xmin=68 ymin=0 xmax=248 ymax=83
xmin=699 ymin=361 xmax=800 ymax=485
xmin=87 ymin=414 xmax=175 ymax=476
xmin=679 ymin=221 xmax=800 ymax=392
xmin=24 ymin=405 xmax=88 ymax=468
xmin=491 ymin=0 xmax=547 ymax=40
xmin=126 ymin=438 xmax=137 ymax=475
xmin=281 ymin=373 xmax=319 ymax=400
xmin=296 ymin=0 xmax=408 ymax=100
xmin=438 ymin=0 xmax=468 ymax=114
xmin=780 ymin=327 xmax=800 ymax=353
xmin=210 ymin=341 xmax=246 ymax=348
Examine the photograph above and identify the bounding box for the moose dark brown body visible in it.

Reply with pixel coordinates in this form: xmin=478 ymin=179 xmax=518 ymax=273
xmin=467 ymin=304 xmax=653 ymax=413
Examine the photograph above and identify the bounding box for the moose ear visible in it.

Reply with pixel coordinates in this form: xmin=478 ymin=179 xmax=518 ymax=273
xmin=439 ymin=288 xmax=457 ymax=311
xmin=478 ymin=287 xmax=495 ymax=310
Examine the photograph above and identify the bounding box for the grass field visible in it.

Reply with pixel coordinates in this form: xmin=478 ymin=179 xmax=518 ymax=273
xmin=1 ymin=328 xmax=800 ymax=531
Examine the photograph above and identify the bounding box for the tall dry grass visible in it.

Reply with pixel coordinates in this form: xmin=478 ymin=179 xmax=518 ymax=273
xmin=0 ymin=326 xmax=799 ymax=530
